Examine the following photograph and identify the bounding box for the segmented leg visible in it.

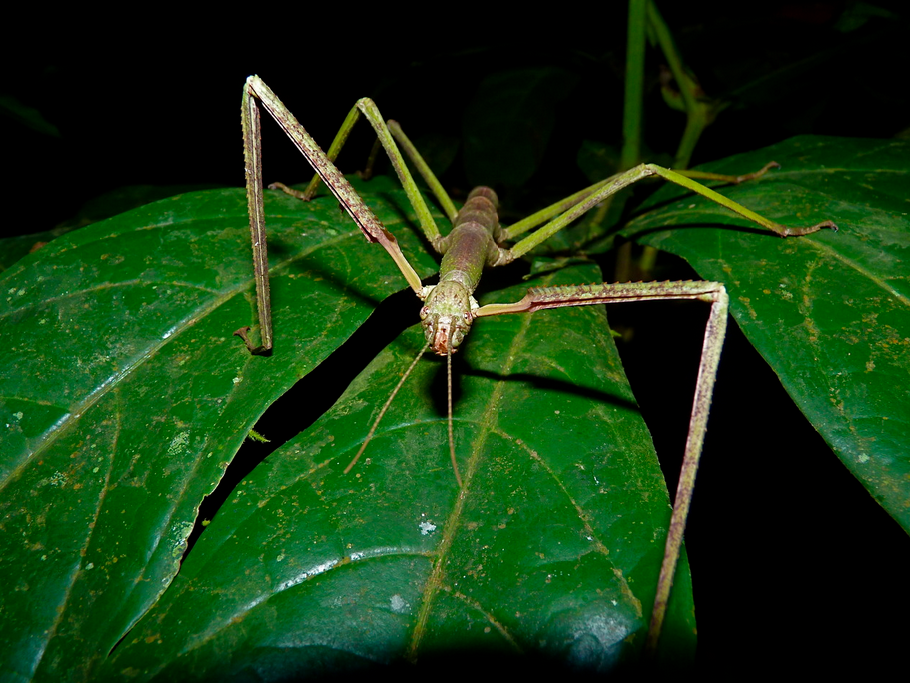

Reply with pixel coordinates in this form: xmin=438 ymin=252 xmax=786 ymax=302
xmin=476 ymin=279 xmax=729 ymax=652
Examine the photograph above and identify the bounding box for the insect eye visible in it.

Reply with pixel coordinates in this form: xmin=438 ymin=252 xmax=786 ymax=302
xmin=420 ymin=306 xmax=429 ymax=319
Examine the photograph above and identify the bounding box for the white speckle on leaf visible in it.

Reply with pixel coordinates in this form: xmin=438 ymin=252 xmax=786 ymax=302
xmin=85 ymin=563 xmax=94 ymax=570
xmin=13 ymin=412 xmax=23 ymax=421
xmin=233 ymin=376 xmax=242 ymax=384
xmin=857 ymin=454 xmax=870 ymax=464
xmin=419 ymin=521 xmax=437 ymax=535
xmin=390 ymin=594 xmax=410 ymax=614
xmin=167 ymin=431 xmax=190 ymax=457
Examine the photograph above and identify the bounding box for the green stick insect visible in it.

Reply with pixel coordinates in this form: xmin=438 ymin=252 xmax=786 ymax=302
xmin=236 ymin=75 xmax=836 ymax=655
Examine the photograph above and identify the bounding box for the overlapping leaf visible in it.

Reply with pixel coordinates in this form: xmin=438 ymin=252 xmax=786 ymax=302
xmin=1 ymin=184 xmax=694 ymax=682
xmin=98 ymin=263 xmax=696 ymax=680
xmin=0 ymin=187 xmax=437 ymax=681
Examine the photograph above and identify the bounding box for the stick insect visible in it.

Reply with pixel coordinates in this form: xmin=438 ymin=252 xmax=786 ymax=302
xmin=237 ymin=75 xmax=836 ymax=655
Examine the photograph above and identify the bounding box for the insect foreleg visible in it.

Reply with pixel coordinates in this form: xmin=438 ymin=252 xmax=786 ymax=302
xmin=475 ymin=279 xmax=728 ymax=652
xmin=237 ymin=76 xmax=428 ymax=353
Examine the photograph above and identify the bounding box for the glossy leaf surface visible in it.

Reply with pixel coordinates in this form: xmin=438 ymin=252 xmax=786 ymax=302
xmin=1 ymin=184 xmax=694 ymax=682
xmin=102 ymin=263 xmax=696 ymax=680
xmin=0 ymin=187 xmax=436 ymax=681
xmin=624 ymin=136 xmax=910 ymax=531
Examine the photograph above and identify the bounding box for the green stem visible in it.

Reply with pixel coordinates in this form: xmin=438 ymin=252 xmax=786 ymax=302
xmin=646 ymin=0 xmax=705 ymax=169
xmin=622 ymin=0 xmax=647 ymax=171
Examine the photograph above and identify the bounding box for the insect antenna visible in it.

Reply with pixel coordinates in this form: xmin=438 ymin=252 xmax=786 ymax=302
xmin=447 ymin=344 xmax=463 ymax=487
xmin=344 ymin=340 xmax=430 ymax=475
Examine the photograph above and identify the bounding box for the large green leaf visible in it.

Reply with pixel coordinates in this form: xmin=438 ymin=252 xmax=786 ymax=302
xmin=0 ymin=184 xmax=694 ymax=682
xmin=99 ymin=264 xmax=696 ymax=680
xmin=0 ymin=187 xmax=433 ymax=681
xmin=624 ymin=135 xmax=910 ymax=532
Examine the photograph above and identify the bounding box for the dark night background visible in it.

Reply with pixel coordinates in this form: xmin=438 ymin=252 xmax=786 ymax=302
xmin=5 ymin=2 xmax=909 ymax=675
